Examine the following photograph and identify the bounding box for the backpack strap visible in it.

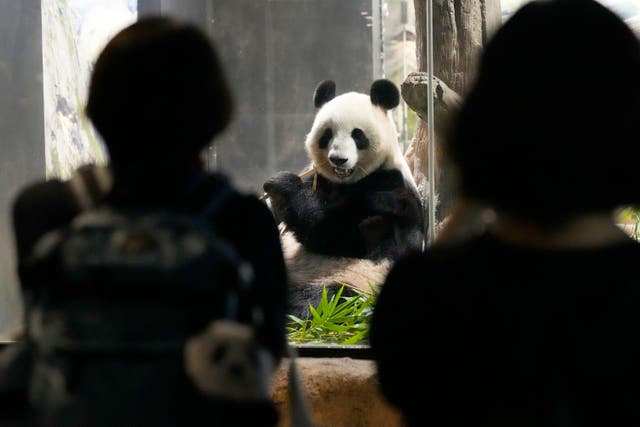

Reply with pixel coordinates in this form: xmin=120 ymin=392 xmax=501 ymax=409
xmin=190 ymin=178 xmax=259 ymax=323
xmin=200 ymin=180 xmax=234 ymax=220
xmin=67 ymin=164 xmax=112 ymax=210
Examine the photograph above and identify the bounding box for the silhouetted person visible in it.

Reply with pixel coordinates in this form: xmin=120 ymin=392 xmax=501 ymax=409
xmin=371 ymin=1 xmax=640 ymax=426
xmin=4 ymin=16 xmax=287 ymax=426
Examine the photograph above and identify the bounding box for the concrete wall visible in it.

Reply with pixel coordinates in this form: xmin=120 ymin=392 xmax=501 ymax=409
xmin=0 ymin=1 xmax=44 ymax=337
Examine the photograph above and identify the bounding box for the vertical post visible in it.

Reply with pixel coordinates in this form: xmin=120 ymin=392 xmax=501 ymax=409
xmin=425 ymin=0 xmax=437 ymax=246
xmin=264 ymin=2 xmax=276 ymax=177
xmin=205 ymin=0 xmax=217 ymax=171
xmin=401 ymin=0 xmax=408 ymax=151
xmin=371 ymin=0 xmax=383 ymax=79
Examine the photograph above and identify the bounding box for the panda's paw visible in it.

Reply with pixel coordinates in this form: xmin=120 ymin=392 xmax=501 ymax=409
xmin=263 ymin=171 xmax=304 ymax=198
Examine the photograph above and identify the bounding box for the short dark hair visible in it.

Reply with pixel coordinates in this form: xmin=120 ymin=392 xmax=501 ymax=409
xmin=445 ymin=0 xmax=640 ymax=227
xmin=86 ymin=16 xmax=232 ymax=165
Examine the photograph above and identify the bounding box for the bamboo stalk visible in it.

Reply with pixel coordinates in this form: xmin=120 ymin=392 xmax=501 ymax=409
xmin=259 ymin=166 xmax=317 ymax=201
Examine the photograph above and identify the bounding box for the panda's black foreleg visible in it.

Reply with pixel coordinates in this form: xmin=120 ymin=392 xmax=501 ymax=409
xmin=263 ymin=171 xmax=324 ymax=240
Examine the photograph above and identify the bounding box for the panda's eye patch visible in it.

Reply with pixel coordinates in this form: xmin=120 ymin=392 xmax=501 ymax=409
xmin=318 ymin=128 xmax=333 ymax=149
xmin=352 ymin=128 xmax=369 ymax=149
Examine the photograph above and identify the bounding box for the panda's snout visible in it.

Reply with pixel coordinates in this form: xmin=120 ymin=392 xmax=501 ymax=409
xmin=329 ymin=155 xmax=348 ymax=166
xmin=327 ymin=141 xmax=356 ymax=178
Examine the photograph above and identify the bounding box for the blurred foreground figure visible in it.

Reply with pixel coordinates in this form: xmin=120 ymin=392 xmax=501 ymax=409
xmin=371 ymin=0 xmax=640 ymax=426
xmin=3 ymin=16 xmax=287 ymax=427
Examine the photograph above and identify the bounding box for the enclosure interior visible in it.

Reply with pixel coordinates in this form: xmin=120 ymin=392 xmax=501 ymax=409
xmin=0 ymin=0 xmax=638 ymax=340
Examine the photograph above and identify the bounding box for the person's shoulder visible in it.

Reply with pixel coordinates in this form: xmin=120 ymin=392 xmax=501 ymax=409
xmin=13 ymin=164 xmax=111 ymax=225
xmin=380 ymin=250 xmax=426 ymax=296
xmin=12 ymin=177 xmax=78 ymax=233
xmin=430 ymin=230 xmax=493 ymax=256
xmin=387 ymin=233 xmax=491 ymax=287
xmin=202 ymin=173 xmax=277 ymax=226
xmin=13 ymin=178 xmax=71 ymax=214
xmin=12 ymin=177 xmax=80 ymax=263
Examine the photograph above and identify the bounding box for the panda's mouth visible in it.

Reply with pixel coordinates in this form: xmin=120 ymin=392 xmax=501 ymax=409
xmin=333 ymin=167 xmax=354 ymax=178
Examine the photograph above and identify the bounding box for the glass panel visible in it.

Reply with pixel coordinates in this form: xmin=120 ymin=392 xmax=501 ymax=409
xmin=158 ymin=1 xmax=396 ymax=348
xmin=0 ymin=1 xmax=43 ymax=337
xmin=204 ymin=0 xmax=379 ymax=194
xmin=5 ymin=0 xmax=637 ymax=344
xmin=1 ymin=0 xmax=394 ymax=347
xmin=0 ymin=0 xmax=136 ymax=336
xmin=429 ymin=0 xmax=640 ymax=243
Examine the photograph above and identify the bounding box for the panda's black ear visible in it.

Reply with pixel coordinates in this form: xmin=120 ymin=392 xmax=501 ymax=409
xmin=370 ymin=79 xmax=399 ymax=110
xmin=314 ymin=80 xmax=336 ymax=108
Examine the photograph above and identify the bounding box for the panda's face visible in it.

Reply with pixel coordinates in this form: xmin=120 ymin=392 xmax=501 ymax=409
xmin=305 ymin=92 xmax=396 ymax=184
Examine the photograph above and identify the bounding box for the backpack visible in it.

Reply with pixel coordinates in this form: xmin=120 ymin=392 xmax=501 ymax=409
xmin=19 ymin=166 xmax=274 ymax=427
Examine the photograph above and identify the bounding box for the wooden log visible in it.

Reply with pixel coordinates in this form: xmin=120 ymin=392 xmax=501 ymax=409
xmin=400 ymin=71 xmax=461 ymax=124
xmin=407 ymin=0 xmax=501 ymax=224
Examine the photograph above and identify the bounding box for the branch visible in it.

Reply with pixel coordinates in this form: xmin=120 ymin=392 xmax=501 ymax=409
xmin=400 ymin=72 xmax=462 ymax=123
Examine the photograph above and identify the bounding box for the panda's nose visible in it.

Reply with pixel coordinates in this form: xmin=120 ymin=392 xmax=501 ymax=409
xmin=329 ymin=156 xmax=348 ymax=166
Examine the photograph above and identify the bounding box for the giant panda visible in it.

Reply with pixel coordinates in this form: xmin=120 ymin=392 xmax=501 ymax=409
xmin=263 ymin=79 xmax=424 ymax=319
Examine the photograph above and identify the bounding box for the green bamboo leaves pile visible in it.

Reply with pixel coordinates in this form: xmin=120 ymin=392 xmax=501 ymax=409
xmin=287 ymin=285 xmax=377 ymax=345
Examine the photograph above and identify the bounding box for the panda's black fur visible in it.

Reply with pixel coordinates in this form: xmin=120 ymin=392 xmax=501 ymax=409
xmin=266 ymin=168 xmax=422 ymax=261
xmin=264 ymin=79 xmax=424 ymax=319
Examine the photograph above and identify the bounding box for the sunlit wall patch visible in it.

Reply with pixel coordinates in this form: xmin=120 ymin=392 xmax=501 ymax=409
xmin=42 ymin=0 xmax=137 ymax=179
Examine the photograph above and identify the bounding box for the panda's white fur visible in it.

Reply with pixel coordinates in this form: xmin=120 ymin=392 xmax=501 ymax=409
xmin=280 ymin=224 xmax=392 ymax=295
xmin=305 ymin=91 xmax=417 ymax=192
xmin=277 ymin=81 xmax=420 ymax=305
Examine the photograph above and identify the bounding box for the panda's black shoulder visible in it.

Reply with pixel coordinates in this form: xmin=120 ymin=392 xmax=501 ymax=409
xmin=359 ymin=168 xmax=405 ymax=191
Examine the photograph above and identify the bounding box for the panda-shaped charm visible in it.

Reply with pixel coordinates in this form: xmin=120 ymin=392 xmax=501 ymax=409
xmin=263 ymin=79 xmax=425 ymax=319
xmin=184 ymin=320 xmax=275 ymax=401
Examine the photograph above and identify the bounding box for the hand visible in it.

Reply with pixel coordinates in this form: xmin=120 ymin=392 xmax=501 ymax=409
xmin=263 ymin=172 xmax=304 ymax=199
xmin=263 ymin=172 xmax=304 ymax=222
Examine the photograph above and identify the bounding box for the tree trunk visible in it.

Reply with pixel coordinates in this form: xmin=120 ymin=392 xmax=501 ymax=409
xmin=406 ymin=0 xmax=500 ymax=221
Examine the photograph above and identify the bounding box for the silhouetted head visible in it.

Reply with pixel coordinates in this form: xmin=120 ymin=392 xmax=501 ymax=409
xmin=446 ymin=0 xmax=640 ymax=227
xmin=86 ymin=16 xmax=232 ymax=169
